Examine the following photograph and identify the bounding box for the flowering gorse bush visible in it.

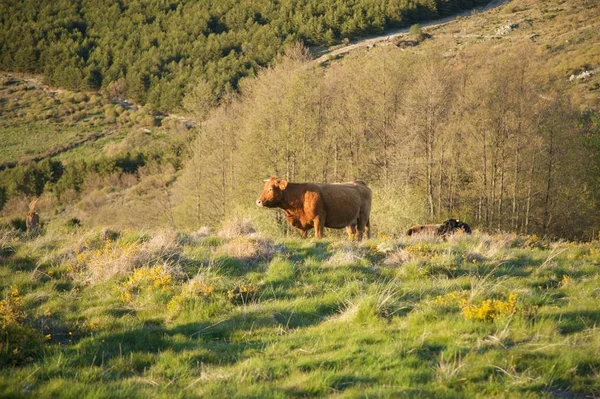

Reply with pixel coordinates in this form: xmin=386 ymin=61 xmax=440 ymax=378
xmin=121 ymin=264 xmax=174 ymax=303
xmin=461 ymin=294 xmax=517 ymax=321
xmin=432 ymin=291 xmax=469 ymax=308
xmin=432 ymin=291 xmax=518 ymax=321
xmin=0 ymin=288 xmax=44 ymax=366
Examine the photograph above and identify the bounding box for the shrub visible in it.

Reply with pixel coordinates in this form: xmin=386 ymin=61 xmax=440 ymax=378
xmin=66 ymin=218 xmax=82 ymax=228
xmin=121 ymin=264 xmax=175 ymax=304
xmin=190 ymin=227 xmax=212 ymax=241
xmin=432 ymin=291 xmax=469 ymax=309
xmin=167 ymin=280 xmax=216 ymax=315
xmin=9 ymin=217 xmax=26 ymax=232
xmin=0 ymin=288 xmax=44 ymax=366
xmin=461 ymin=294 xmax=517 ymax=321
xmin=228 ymin=281 xmax=260 ymax=305
xmin=409 ymin=24 xmax=425 ymax=41
xmin=136 ymin=231 xmax=181 ymax=264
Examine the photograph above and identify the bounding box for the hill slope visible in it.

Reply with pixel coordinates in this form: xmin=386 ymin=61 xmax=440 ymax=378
xmin=1 ymin=228 xmax=599 ymax=397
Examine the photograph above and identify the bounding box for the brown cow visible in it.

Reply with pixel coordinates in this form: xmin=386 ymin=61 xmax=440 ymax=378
xmin=256 ymin=177 xmax=372 ymax=240
xmin=26 ymin=212 xmax=40 ymax=234
xmin=26 ymin=198 xmax=40 ymax=235
xmin=406 ymin=224 xmax=442 ymax=236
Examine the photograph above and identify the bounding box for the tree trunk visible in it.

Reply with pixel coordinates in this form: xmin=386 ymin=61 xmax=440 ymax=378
xmin=524 ymin=153 xmax=536 ymax=234
xmin=511 ymin=135 xmax=521 ymax=230
xmin=542 ymin=130 xmax=555 ymax=234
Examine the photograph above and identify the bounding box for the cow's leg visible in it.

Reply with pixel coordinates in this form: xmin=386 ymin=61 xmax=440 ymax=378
xmin=299 ymin=229 xmax=308 ymax=239
xmin=314 ymin=216 xmax=325 ymax=239
xmin=355 ymin=219 xmax=365 ymax=241
xmin=365 ymin=219 xmax=371 ymax=239
xmin=355 ymin=215 xmax=369 ymax=241
xmin=346 ymin=225 xmax=356 ymax=240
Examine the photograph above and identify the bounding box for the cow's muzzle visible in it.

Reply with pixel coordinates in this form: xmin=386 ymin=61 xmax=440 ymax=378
xmin=256 ymin=200 xmax=263 ymax=207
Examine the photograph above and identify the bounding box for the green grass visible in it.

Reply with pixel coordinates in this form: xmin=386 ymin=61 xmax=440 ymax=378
xmin=1 ymin=228 xmax=599 ymax=398
xmin=0 ymin=74 xmax=189 ymax=166
xmin=0 ymin=122 xmax=96 ymax=164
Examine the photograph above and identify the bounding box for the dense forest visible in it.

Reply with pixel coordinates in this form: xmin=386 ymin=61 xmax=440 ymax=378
xmin=0 ymin=0 xmax=488 ymax=111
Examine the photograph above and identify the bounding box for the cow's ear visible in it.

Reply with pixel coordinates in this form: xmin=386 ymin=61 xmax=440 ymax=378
xmin=278 ymin=179 xmax=288 ymax=190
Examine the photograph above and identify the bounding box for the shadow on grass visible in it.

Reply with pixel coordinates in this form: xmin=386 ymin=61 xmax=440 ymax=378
xmin=7 ymin=256 xmax=37 ymax=271
xmin=71 ymin=302 xmax=341 ymax=369
xmin=302 ymin=264 xmax=382 ymax=286
xmin=287 ymin=241 xmax=333 ymax=263
xmin=213 ymin=256 xmax=268 ymax=277
xmin=328 ymin=374 xmax=378 ymax=391
xmin=549 ymin=309 xmax=600 ymax=334
xmin=105 ymin=308 xmax=137 ymax=318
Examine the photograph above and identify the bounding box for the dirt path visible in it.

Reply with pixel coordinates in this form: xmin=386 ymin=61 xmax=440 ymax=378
xmin=313 ymin=0 xmax=511 ymax=64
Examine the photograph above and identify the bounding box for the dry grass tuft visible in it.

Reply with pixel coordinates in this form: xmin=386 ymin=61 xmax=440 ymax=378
xmin=216 ymin=237 xmax=284 ymax=261
xmin=404 ymin=233 xmax=444 ymax=244
xmin=136 ymin=231 xmax=181 ymax=264
xmin=73 ymin=242 xmax=139 ymax=284
xmin=218 ymin=238 xmax=260 ymax=258
xmin=69 ymin=230 xmax=183 ymax=284
xmin=218 ymin=218 xmax=257 ymax=239
xmin=383 ymin=249 xmax=413 ymax=266
xmin=190 ymin=227 xmax=212 ymax=240
xmin=0 ymin=229 xmax=18 ymax=257
xmin=326 ymin=244 xmax=366 ymax=266
xmin=463 ymin=232 xmax=519 ymax=261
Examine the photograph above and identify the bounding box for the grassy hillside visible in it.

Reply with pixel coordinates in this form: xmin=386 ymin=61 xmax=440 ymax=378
xmin=0 ymin=73 xmax=194 ymax=229
xmin=425 ymin=0 xmax=600 ymax=110
xmin=1 ymin=225 xmax=599 ymax=397
xmin=2 ymin=1 xmax=600 ymax=397
xmin=325 ymin=0 xmax=600 ymax=109
xmin=0 ymin=73 xmax=191 ymax=166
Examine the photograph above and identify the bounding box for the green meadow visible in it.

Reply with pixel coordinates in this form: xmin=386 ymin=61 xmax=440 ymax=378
xmin=1 ymin=224 xmax=599 ymax=398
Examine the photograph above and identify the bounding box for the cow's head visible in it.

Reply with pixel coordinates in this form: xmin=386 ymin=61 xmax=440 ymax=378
xmin=256 ymin=176 xmax=288 ymax=208
xmin=443 ymin=218 xmax=460 ymax=229
xmin=439 ymin=218 xmax=460 ymax=234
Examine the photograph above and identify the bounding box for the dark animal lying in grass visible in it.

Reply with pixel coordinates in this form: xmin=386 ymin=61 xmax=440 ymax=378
xmin=456 ymin=220 xmax=471 ymax=234
xmin=406 ymin=224 xmax=444 ymax=236
xmin=407 ymin=218 xmax=472 ymax=237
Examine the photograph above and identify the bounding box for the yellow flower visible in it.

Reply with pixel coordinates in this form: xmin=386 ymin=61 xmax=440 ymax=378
xmin=462 ymin=294 xmax=517 ymax=321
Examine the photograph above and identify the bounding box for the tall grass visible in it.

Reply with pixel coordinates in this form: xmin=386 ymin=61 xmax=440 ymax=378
xmin=1 ymin=228 xmax=599 ymax=397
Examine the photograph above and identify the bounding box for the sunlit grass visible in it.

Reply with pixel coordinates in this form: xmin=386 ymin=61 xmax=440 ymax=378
xmin=1 ymin=229 xmax=599 ymax=397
